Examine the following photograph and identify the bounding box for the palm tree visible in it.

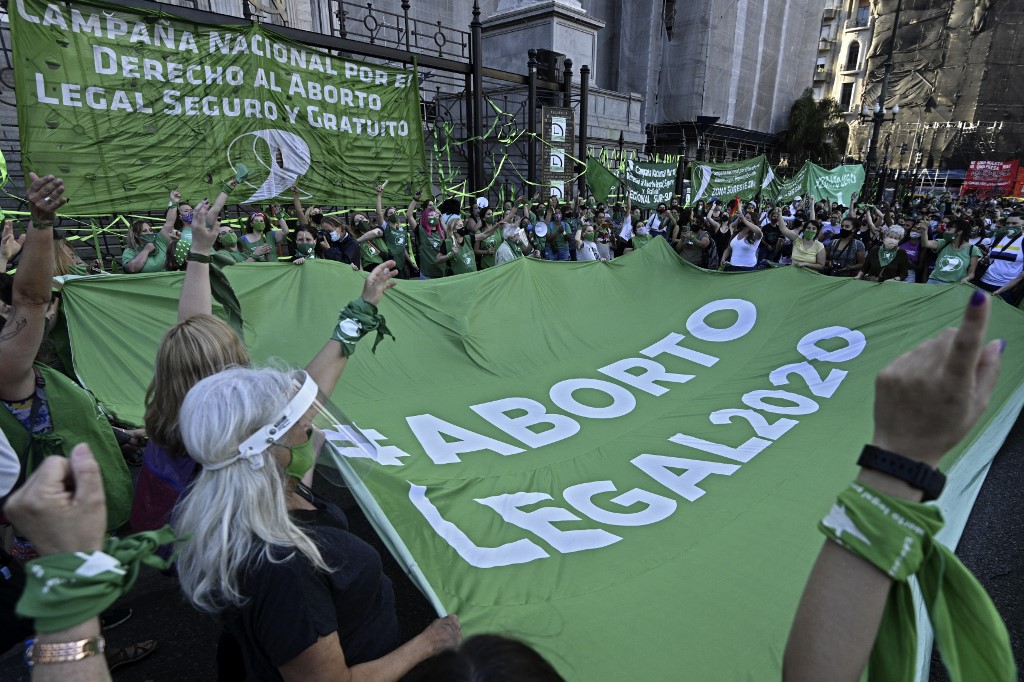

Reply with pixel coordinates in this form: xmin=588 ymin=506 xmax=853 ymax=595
xmin=779 ymin=88 xmax=849 ymax=167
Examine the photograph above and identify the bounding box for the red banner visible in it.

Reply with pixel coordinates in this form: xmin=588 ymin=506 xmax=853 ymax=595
xmin=962 ymin=160 xmax=1020 ymax=196
xmin=1013 ymin=166 xmax=1024 ymax=197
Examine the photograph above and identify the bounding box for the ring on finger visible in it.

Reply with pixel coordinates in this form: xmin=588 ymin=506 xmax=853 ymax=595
xmin=43 ymin=196 xmax=52 ymax=204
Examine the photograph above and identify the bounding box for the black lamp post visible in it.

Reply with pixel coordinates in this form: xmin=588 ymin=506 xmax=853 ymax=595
xmin=864 ymin=0 xmax=904 ymax=201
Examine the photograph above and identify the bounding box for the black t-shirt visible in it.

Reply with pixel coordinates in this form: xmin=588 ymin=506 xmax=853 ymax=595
xmin=225 ymin=492 xmax=400 ymax=680
xmin=326 ymin=234 xmax=361 ymax=266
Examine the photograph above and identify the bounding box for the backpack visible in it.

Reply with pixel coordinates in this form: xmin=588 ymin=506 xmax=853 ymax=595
xmin=701 ymin=232 xmax=720 ymax=270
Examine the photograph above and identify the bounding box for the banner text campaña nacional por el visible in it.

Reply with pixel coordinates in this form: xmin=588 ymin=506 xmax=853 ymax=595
xmin=11 ymin=0 xmax=428 ymax=214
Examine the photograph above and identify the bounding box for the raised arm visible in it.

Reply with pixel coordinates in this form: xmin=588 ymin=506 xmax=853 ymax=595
xmin=161 ymin=188 xmax=181 ymax=241
xmin=739 ymin=211 xmax=763 ymax=238
xmin=784 ymin=293 xmax=1002 ymax=682
xmin=375 ymin=184 xmax=386 ymax=225
xmin=776 ymin=210 xmax=801 ymax=242
xmin=0 ymin=173 xmax=66 ymax=400
xmin=177 ymin=200 xmax=218 ymax=323
xmin=807 ymin=195 xmax=816 ymax=222
xmin=292 ymin=183 xmax=308 ymax=227
xmin=303 ymin=261 xmax=397 ymax=398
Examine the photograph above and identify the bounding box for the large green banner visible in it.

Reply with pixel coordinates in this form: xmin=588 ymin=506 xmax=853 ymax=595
xmin=11 ymin=0 xmax=428 ymax=214
xmin=585 ymin=155 xmax=620 ymax=204
xmin=59 ymin=244 xmax=1024 ymax=679
xmin=624 ymin=160 xmax=676 ymax=207
xmin=688 ymin=155 xmax=769 ymax=206
xmin=764 ymin=162 xmax=810 ymax=203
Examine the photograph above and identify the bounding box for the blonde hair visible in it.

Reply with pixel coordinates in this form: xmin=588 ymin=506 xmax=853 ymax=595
xmin=144 ymin=315 xmax=250 ymax=457
xmin=53 ymin=238 xmax=77 ymax=276
xmin=173 ymin=367 xmax=329 ymax=614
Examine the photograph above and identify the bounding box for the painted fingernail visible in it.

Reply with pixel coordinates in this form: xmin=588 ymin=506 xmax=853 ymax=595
xmin=1000 ymin=339 xmax=1006 ymax=354
xmin=970 ymin=289 xmax=986 ymax=307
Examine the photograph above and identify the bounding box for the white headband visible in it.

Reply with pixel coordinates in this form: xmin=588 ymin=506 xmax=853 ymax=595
xmin=203 ymin=372 xmax=320 ymax=471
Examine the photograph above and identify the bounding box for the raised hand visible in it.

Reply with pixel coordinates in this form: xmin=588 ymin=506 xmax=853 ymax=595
xmin=361 ymin=260 xmax=398 ymax=306
xmin=27 ymin=172 xmax=67 ymax=224
xmin=190 ymin=200 xmax=218 ymax=254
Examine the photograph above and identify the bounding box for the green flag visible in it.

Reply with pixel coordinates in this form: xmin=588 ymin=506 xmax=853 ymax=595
xmin=624 ymin=161 xmax=677 ymax=208
xmin=59 ymin=244 xmax=1024 ymax=680
xmin=11 ymin=0 xmax=428 ymax=214
xmin=764 ymin=161 xmax=811 ymax=203
xmin=806 ymin=163 xmax=866 ymax=205
xmin=585 ymin=155 xmax=620 ymax=204
xmin=688 ymin=155 xmax=769 ymax=206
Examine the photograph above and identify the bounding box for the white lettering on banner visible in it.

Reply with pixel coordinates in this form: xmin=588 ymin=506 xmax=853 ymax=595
xmin=475 ymin=492 xmax=622 ymax=553
xmin=470 ymin=398 xmax=580 ymax=449
xmin=549 ymin=379 xmax=637 ymax=419
xmin=321 ymin=424 xmax=411 ymax=466
xmin=408 ymin=484 xmax=549 ymax=568
xmin=406 ymin=414 xmax=524 ymax=465
xmin=597 ymin=358 xmax=694 ymax=397
xmin=563 ymin=481 xmax=677 ymax=527
xmin=631 ymin=454 xmax=740 ymax=502
xmin=402 ymin=322 xmax=868 ymax=567
xmin=685 ymin=299 xmax=757 ymax=342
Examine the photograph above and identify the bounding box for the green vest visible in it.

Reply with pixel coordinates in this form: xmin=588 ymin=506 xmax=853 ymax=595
xmin=0 ymin=364 xmax=132 ymax=530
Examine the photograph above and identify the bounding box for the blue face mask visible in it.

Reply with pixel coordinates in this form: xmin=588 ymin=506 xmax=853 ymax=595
xmin=181 ymin=211 xmax=193 ymax=225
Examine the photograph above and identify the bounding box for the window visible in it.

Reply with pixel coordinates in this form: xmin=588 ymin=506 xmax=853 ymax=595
xmin=845 ymin=42 xmax=860 ymax=70
xmin=856 ymin=0 xmax=870 ymax=26
xmin=840 ymin=83 xmax=855 ymax=111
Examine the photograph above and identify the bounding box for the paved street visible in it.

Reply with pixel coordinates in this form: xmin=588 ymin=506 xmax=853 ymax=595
xmin=2 ymin=409 xmax=1022 ymax=681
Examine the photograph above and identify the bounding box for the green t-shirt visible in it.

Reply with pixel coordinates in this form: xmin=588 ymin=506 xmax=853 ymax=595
xmin=359 ymin=237 xmax=388 ymax=266
xmin=632 ymin=233 xmax=653 ymax=250
xmin=121 ymin=231 xmax=169 ymax=273
xmin=445 ymin=236 xmax=477 ymax=275
xmin=479 ymin=228 xmax=502 ymax=269
xmin=383 ymin=222 xmax=409 ymax=268
xmin=213 ymin=249 xmax=248 ymax=267
xmin=418 ymin=226 xmax=447 ymax=278
xmin=240 ymin=233 xmax=273 ymax=262
xmin=931 ymin=241 xmax=981 ymax=283
xmin=549 ymin=221 xmax=572 ymax=249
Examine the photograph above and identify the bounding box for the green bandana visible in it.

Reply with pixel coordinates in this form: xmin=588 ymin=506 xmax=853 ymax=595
xmin=485 ymin=215 xmax=496 ymax=225
xmin=878 ymin=247 xmax=897 ymax=267
xmin=16 ymin=527 xmax=185 ymax=633
xmin=252 ymin=220 xmax=265 ymax=233
xmin=331 ymin=298 xmax=395 ymax=357
xmin=820 ymin=483 xmax=1015 ymax=682
xmin=940 ymin=231 xmax=955 ymax=243
xmin=218 ymin=233 xmax=238 ymax=247
xmin=140 ymin=233 xmax=157 ymax=245
xmin=296 ymin=243 xmax=315 ymax=258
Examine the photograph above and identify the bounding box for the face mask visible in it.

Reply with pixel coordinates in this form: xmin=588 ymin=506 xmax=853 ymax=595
xmin=802 ymin=229 xmax=817 ymax=240
xmin=485 ymin=215 xmax=495 ymax=225
xmin=252 ymin=220 xmax=265 ymax=233
xmin=140 ymin=233 xmax=157 ymax=245
xmin=296 ymin=243 xmax=315 ymax=257
xmin=909 ymin=231 xmax=920 ymax=239
xmin=657 ymin=208 xmax=666 ymax=214
xmin=584 ymin=232 xmax=595 ymax=241
xmin=555 ymin=213 xmax=562 ymax=221
xmin=457 ymin=227 xmax=471 ymax=237
xmin=883 ymin=238 xmax=899 ymax=250
xmin=636 ymin=227 xmax=648 ymax=236
xmin=387 ymin=213 xmax=398 ymax=223
xmin=940 ymin=231 xmax=956 ymax=243
xmin=311 ymin=213 xmax=323 ymax=225
xmin=428 ymin=216 xmax=438 ymax=227
xmin=181 ymin=212 xmax=193 ymax=225
xmin=587 ymin=200 xmax=596 ymax=208
xmin=357 ymin=220 xmax=369 ymax=231
xmin=329 ymin=231 xmax=341 ymax=242
xmin=839 ymin=228 xmax=853 ymax=238
xmin=632 ymin=212 xmax=640 ymax=221
xmin=218 ymin=233 xmax=238 ymax=247
xmin=284 ymin=435 xmax=315 ymax=479
xmin=1006 ymin=226 xmax=1022 ymax=238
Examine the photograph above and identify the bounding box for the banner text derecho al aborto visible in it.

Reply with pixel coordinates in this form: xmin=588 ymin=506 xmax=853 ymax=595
xmin=12 ymin=0 xmax=428 ymax=213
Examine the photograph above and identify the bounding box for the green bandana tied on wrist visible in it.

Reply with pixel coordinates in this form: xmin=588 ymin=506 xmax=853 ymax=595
xmin=331 ymin=298 xmax=395 ymax=357
xmin=820 ymin=482 xmax=1015 ymax=681
xmin=16 ymin=527 xmax=186 ymax=633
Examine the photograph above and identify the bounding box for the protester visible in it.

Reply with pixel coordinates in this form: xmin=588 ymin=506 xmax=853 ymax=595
xmin=240 ymin=210 xmax=287 ymax=263
xmin=675 ymin=212 xmax=711 ymax=267
xmin=856 ymin=227 xmax=910 ymax=282
xmin=475 ymin=207 xmax=502 ymax=269
xmin=824 ymin=216 xmax=866 ymax=277
xmin=775 ymin=212 xmax=826 ymax=272
xmin=496 ymin=223 xmax=535 ymax=265
xmin=977 ymin=213 xmax=1023 ymax=303
xmin=121 ymin=190 xmax=181 ymax=273
xmin=376 ymin=185 xmax=417 ymax=278
xmin=721 ymin=212 xmax=762 ymax=272
xmin=920 ymin=217 xmax=981 ymax=285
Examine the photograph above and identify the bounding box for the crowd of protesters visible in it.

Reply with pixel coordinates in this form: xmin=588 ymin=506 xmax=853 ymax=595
xmin=0 ymin=169 xmax=1018 ymax=681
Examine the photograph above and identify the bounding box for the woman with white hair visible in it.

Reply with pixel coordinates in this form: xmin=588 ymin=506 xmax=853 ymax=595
xmin=856 ymin=226 xmax=910 ymax=282
xmin=172 ymin=263 xmax=461 ymax=680
xmin=495 ymin=222 xmax=535 ymax=265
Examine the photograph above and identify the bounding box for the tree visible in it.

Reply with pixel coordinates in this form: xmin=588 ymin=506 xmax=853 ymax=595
xmin=779 ymin=88 xmax=849 ymax=167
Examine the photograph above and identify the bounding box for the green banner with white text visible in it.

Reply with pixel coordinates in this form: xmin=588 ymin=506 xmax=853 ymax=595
xmin=59 ymin=243 xmax=1024 ymax=680
xmin=624 ymin=160 xmax=676 ymax=208
xmin=688 ymin=155 xmax=770 ymax=206
xmin=11 ymin=0 xmax=428 ymax=214
xmin=805 ymin=162 xmax=866 ymax=206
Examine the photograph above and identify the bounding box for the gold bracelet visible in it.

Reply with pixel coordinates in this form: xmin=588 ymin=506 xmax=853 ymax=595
xmin=28 ymin=636 xmax=105 ymax=665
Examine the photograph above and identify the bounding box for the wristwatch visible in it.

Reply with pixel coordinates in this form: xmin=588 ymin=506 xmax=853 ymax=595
xmin=857 ymin=444 xmax=946 ymax=501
